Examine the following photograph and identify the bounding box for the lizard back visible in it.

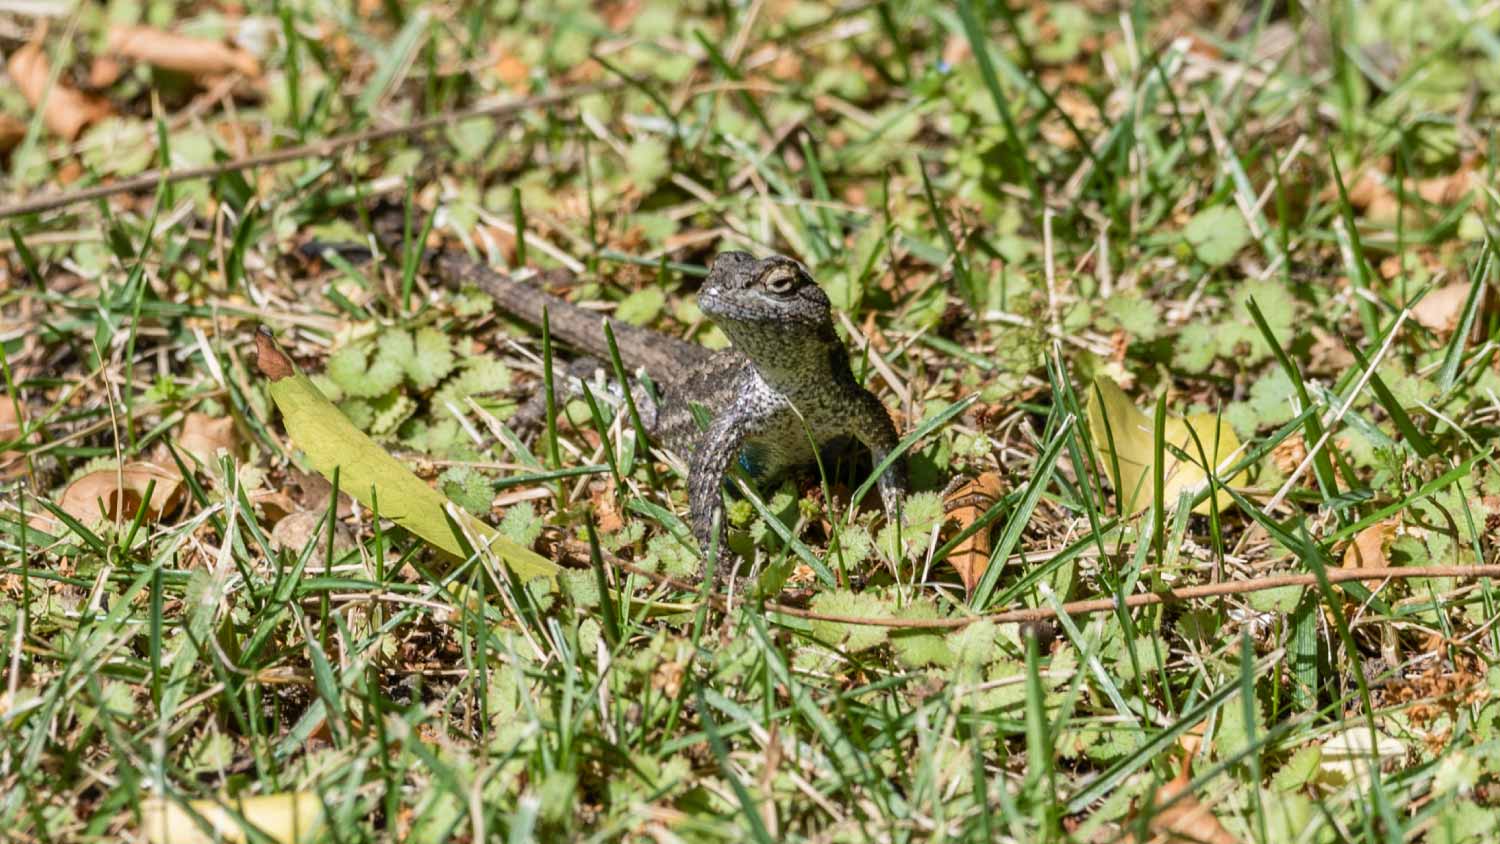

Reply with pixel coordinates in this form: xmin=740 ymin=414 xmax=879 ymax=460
xmin=421 ymin=251 xmax=748 ymax=462
xmin=432 ymin=252 xmax=710 ymax=378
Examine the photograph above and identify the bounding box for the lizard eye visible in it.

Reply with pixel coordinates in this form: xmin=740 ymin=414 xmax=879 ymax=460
xmin=762 ymin=269 xmax=799 ymax=295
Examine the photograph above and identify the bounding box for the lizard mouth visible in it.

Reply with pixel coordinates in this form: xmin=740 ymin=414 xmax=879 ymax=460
xmin=700 ymin=289 xmax=823 ymax=330
xmin=698 ymin=285 xmax=740 ymax=321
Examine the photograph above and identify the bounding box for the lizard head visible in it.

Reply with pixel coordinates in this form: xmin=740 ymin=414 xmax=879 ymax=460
xmin=701 ymin=251 xmax=849 ymax=389
xmin=700 ymin=252 xmax=832 ymax=339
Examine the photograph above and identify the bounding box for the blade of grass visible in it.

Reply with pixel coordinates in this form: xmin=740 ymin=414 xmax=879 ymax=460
xmin=1436 ymin=243 xmax=1492 ymax=394
xmin=954 ymin=0 xmax=1038 ymax=203
xmin=1246 ymin=297 xmax=1342 ymax=507
xmin=970 ymin=416 xmax=1074 ymax=609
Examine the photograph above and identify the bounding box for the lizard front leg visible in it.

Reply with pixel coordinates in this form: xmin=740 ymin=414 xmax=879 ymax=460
xmin=687 ymin=406 xmax=755 ymax=585
xmin=850 ymin=388 xmax=908 ymax=520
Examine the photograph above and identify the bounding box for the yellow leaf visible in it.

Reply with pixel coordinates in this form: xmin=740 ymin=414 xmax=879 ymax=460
xmin=140 ymin=792 xmax=323 ymax=844
xmin=255 ymin=329 xmax=558 ymax=583
xmin=1312 ymin=728 xmax=1406 ymax=787
xmin=1085 ymin=375 xmax=1245 ymax=517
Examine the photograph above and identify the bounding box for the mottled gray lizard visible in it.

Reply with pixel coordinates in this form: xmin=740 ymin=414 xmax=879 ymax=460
xmin=386 ymin=229 xmax=908 ymax=585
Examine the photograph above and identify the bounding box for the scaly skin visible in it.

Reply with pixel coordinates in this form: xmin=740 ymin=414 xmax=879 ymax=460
xmin=688 ymin=252 xmax=907 ymax=582
xmin=394 ymin=226 xmax=907 ymax=586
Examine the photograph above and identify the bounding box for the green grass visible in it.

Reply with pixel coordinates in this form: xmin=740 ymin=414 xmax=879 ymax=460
xmin=4 ymin=0 xmax=1500 ymax=841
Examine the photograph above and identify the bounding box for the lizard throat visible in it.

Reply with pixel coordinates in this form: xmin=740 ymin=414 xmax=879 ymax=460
xmin=721 ymin=322 xmax=844 ymax=396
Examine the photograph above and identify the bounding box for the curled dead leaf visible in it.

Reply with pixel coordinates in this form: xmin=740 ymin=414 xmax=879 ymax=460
xmin=943 ymin=472 xmax=1003 ymax=592
xmin=178 ymin=412 xmax=238 ymax=469
xmin=254 ymin=327 xmax=293 ymax=381
xmin=1342 ymin=518 xmax=1398 ymax=569
xmin=59 ymin=462 xmax=185 ymax=525
xmin=108 ymin=25 xmax=262 ymax=79
xmin=7 ymin=39 xmax=112 ymax=140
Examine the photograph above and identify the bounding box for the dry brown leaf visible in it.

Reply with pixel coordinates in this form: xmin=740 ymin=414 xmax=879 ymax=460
xmin=270 ymin=510 xmax=354 ymax=557
xmin=1411 ymin=282 xmax=1478 ymax=336
xmin=1270 ymin=433 xmax=1307 ymax=477
xmin=492 ymin=53 xmax=530 ymax=92
xmin=7 ymin=39 xmax=112 ymax=140
xmin=284 ymin=468 xmax=354 ymax=517
xmin=768 ymin=49 xmax=803 ymax=81
xmin=27 ymin=510 xmax=63 ymax=536
xmin=0 ymin=399 xmax=26 ymax=481
xmin=108 ymin=25 xmax=262 ymax=79
xmin=1333 ymin=161 xmax=1482 ymax=228
xmin=941 ymin=32 xmax=972 ymax=67
xmin=1343 ymin=518 xmax=1398 ymax=569
xmin=1136 ymin=767 xmax=1238 ymax=844
xmin=588 ymin=478 xmax=624 ymax=533
xmin=1343 ymin=168 xmax=1387 ymax=211
xmin=55 ymin=158 xmax=84 ymax=186
xmin=1415 ymin=166 xmax=1479 ymax=207
xmin=59 ymin=462 xmax=185 ymax=525
xmin=178 ymin=411 xmax=238 ymax=468
xmin=943 ymin=472 xmax=1003 ymax=592
xmin=602 ymin=0 xmax=643 ymax=32
xmin=0 ymin=400 xmax=19 ymax=442
xmin=1177 ymin=721 xmax=1206 ymax=758
xmin=88 ymin=56 xmax=125 ymax=88
xmin=249 ymin=489 xmax=299 ymax=524
xmin=1339 ymin=167 xmax=1412 ymax=227
xmin=0 ymin=114 xmax=26 ymax=154
xmin=477 ymin=223 xmax=518 ymax=265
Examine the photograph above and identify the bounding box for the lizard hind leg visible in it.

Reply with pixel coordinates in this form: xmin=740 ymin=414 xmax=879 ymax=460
xmin=511 ymin=356 xmax=661 ymax=435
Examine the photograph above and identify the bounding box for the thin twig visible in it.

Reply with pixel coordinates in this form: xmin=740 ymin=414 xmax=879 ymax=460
xmin=0 ymin=83 xmax=618 ymax=220
xmin=571 ymin=541 xmax=1500 ymax=628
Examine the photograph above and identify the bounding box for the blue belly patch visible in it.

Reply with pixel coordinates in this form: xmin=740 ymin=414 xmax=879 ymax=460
xmin=737 ymin=444 xmax=768 ymax=479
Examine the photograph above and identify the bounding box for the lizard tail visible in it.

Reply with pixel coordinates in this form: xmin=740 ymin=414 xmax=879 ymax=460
xmin=371 ymin=204 xmax=707 ymax=376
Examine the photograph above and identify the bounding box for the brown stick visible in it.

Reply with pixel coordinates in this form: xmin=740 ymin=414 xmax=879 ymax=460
xmin=0 ymin=83 xmax=617 ymax=220
xmin=593 ymin=551 xmax=1500 ymax=628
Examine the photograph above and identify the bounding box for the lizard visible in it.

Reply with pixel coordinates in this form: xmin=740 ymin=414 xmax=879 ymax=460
xmin=371 ymin=218 xmax=908 ymax=587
